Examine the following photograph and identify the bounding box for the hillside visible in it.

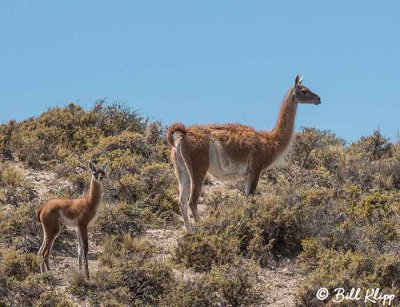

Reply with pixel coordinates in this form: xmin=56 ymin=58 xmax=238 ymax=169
xmin=0 ymin=102 xmax=399 ymax=306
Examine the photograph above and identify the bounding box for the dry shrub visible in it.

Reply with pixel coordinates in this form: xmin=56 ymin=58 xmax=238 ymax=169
xmin=0 ymin=163 xmax=36 ymax=206
xmin=36 ymin=290 xmax=74 ymax=307
xmin=0 ymin=203 xmax=41 ymax=251
xmin=72 ymin=251 xmax=173 ymax=306
xmin=174 ymin=232 xmax=239 ymax=272
xmin=94 ymin=202 xmax=147 ymax=238
xmin=0 ymin=248 xmax=38 ymax=281
xmin=176 ymin=192 xmax=303 ymax=270
xmin=1 ymin=103 xmax=400 ymax=305
xmin=99 ymin=234 xmax=154 ymax=268
xmin=74 ymin=231 xmax=172 ymax=305
xmin=297 ymin=250 xmax=400 ymax=306
xmin=164 ymin=260 xmax=261 ymax=306
xmin=0 ymin=249 xmax=66 ymax=306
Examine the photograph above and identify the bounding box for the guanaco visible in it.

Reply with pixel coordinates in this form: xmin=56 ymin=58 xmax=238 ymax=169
xmin=167 ymin=75 xmax=321 ymax=231
xmin=37 ymin=161 xmax=106 ymax=278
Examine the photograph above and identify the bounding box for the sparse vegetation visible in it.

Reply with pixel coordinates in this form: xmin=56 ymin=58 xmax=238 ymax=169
xmin=0 ymin=103 xmax=399 ymax=306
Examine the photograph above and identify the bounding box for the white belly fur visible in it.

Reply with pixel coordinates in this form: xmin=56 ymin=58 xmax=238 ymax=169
xmin=207 ymin=134 xmax=295 ymax=181
xmin=59 ymin=211 xmax=78 ymax=227
xmin=208 ymin=141 xmax=249 ymax=181
xmin=59 ymin=209 xmax=99 ymax=228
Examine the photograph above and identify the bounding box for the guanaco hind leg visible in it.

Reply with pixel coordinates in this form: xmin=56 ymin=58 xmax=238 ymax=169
xmin=173 ymin=146 xmax=191 ymax=230
xmin=39 ymin=224 xmax=60 ymax=273
xmin=188 ymin=178 xmax=203 ymax=224
xmin=245 ymin=171 xmax=261 ymax=196
xmin=38 ymin=236 xmax=46 ymax=274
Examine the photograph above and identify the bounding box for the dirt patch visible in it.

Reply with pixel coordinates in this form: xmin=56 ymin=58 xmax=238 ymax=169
xmin=24 ymin=167 xmax=72 ymax=199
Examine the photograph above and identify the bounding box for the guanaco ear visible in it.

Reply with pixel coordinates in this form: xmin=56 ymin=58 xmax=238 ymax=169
xmin=89 ymin=161 xmax=97 ymax=173
xmin=294 ymin=74 xmax=303 ymax=87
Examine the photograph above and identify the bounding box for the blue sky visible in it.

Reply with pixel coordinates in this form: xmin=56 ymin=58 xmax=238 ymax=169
xmin=1 ymin=1 xmax=399 ymax=142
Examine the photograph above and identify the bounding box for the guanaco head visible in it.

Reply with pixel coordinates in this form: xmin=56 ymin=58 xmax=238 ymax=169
xmin=89 ymin=161 xmax=107 ymax=182
xmin=292 ymin=75 xmax=321 ymax=105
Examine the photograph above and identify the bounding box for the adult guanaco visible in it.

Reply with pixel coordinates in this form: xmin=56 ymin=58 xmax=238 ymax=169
xmin=167 ymin=75 xmax=321 ymax=231
xmin=37 ymin=161 xmax=106 ymax=278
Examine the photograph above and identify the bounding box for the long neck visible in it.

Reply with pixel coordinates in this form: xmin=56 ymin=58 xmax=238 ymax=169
xmin=269 ymin=88 xmax=298 ymax=148
xmin=87 ymin=177 xmax=103 ymax=207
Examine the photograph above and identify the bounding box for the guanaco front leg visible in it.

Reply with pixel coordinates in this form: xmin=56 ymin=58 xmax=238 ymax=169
xmin=77 ymin=229 xmax=83 ymax=273
xmin=78 ymin=225 xmax=89 ymax=278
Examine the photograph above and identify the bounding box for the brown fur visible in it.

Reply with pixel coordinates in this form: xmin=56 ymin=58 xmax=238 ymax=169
xmin=167 ymin=122 xmax=187 ymax=147
xmin=37 ymin=205 xmax=43 ymax=222
xmin=37 ymin=163 xmax=105 ymax=278
xmin=168 ymin=75 xmax=320 ymax=231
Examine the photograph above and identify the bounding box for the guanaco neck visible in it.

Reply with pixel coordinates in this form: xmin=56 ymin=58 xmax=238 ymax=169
xmin=268 ymin=87 xmax=298 ymax=152
xmin=87 ymin=177 xmax=103 ymax=208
